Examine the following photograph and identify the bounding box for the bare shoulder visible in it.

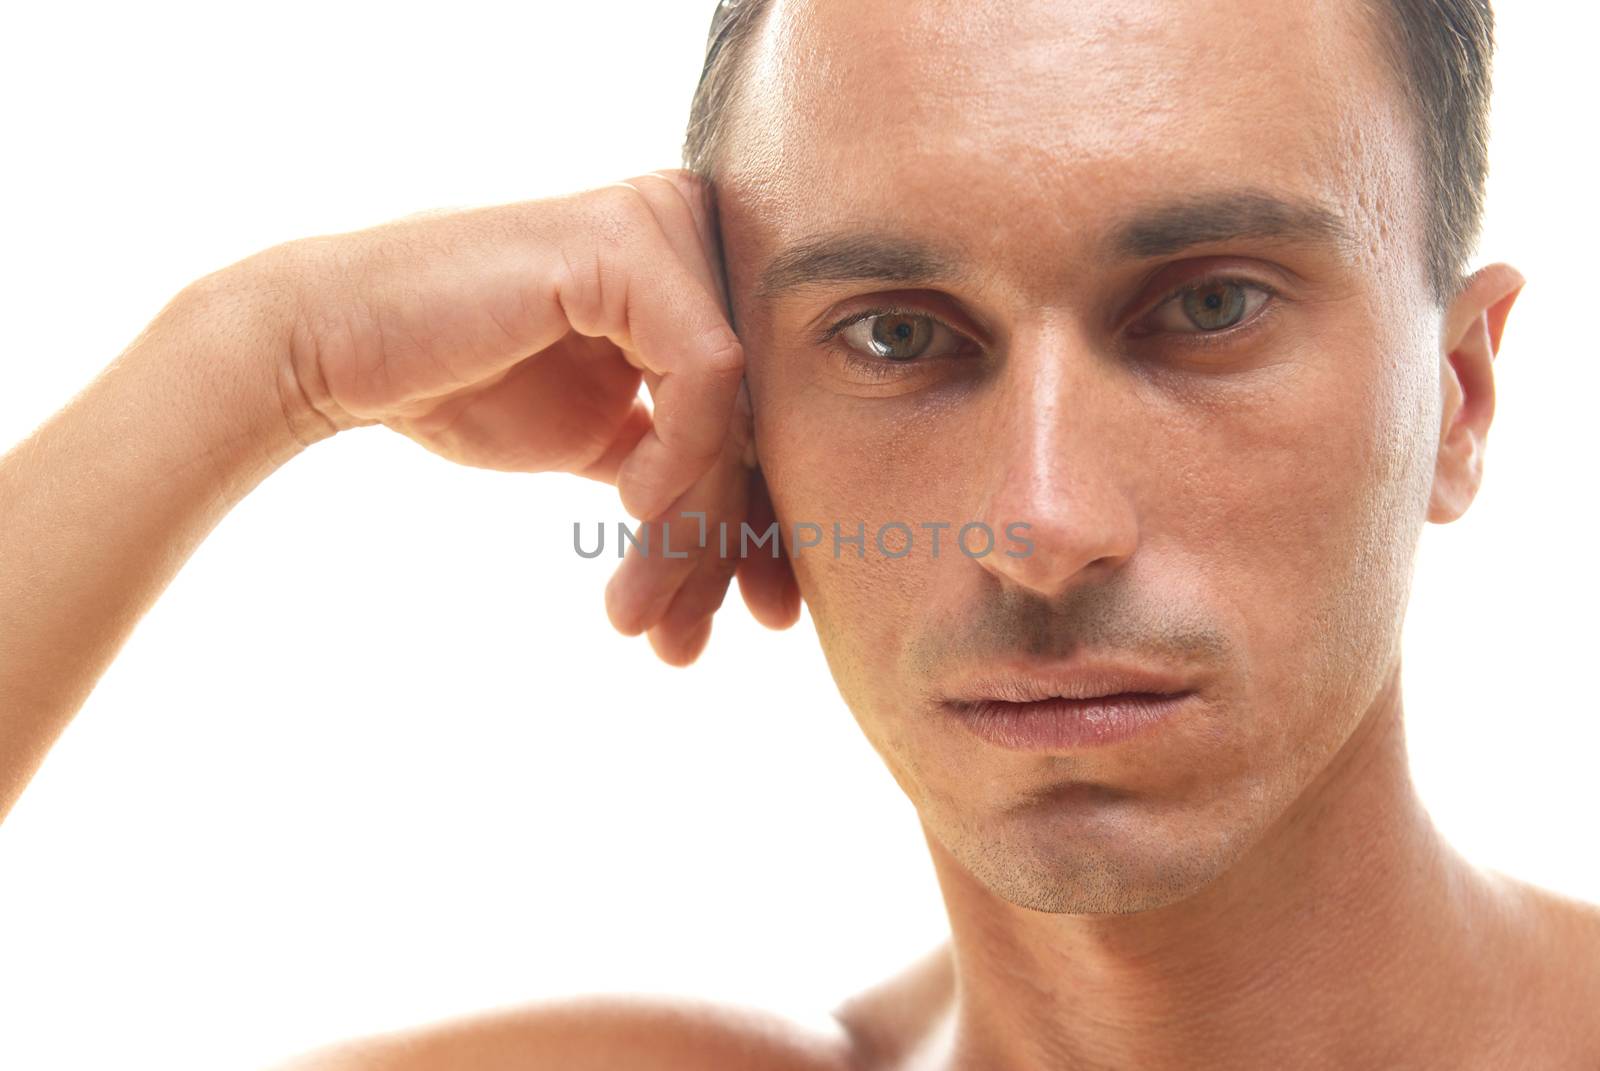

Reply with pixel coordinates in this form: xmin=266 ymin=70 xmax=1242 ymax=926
xmin=827 ymin=940 xmax=957 ymax=1071
xmin=1484 ymin=869 xmax=1600 ymax=1063
xmin=262 ymin=992 xmax=857 ymax=1071
xmin=1498 ymin=870 xmax=1600 ymax=979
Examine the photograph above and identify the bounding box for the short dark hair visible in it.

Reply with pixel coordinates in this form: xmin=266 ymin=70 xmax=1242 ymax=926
xmin=682 ymin=0 xmax=1496 ymax=304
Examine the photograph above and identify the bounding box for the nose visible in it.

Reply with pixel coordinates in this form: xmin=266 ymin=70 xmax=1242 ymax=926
xmin=972 ymin=321 xmax=1141 ymax=599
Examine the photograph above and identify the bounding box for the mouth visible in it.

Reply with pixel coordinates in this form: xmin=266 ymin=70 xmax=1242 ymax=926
xmin=939 ymin=661 xmax=1200 ymax=751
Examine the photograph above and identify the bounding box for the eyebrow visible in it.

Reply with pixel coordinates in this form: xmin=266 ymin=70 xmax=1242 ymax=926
xmin=755 ymin=230 xmax=968 ymax=301
xmin=753 ymin=189 xmax=1354 ymax=301
xmin=1109 ymin=189 xmax=1354 ymax=259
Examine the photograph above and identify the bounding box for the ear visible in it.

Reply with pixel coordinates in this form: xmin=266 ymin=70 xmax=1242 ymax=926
xmin=1426 ymin=262 xmax=1526 ymax=524
xmin=734 ymin=376 xmax=758 ymax=470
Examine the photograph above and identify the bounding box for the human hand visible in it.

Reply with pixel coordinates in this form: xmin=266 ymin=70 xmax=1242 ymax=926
xmin=256 ymin=169 xmax=799 ymax=663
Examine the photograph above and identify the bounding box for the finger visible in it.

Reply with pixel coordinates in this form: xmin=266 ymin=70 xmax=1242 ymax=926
xmin=610 ymin=178 xmax=744 ymax=521
xmin=658 ymin=171 xmax=725 ymax=303
xmin=497 ymin=338 xmax=649 ymax=482
xmin=648 ymin=613 xmax=715 ymax=668
xmin=570 ymin=396 xmax=652 ymax=486
xmin=647 ymin=542 xmax=739 ymax=666
xmin=737 ymin=559 xmax=802 ymax=630
xmin=643 ymin=170 xmax=732 ymax=321
xmin=604 ymin=427 xmax=745 ymax=636
xmin=612 ymin=323 xmax=744 ymax=523
xmin=621 ymin=172 xmax=726 ymax=313
xmin=604 ymin=514 xmax=704 ymax=637
xmin=649 ymin=171 xmax=720 ymax=265
xmin=555 ymin=187 xmax=745 ymax=522
xmin=388 ymin=333 xmax=647 ymax=476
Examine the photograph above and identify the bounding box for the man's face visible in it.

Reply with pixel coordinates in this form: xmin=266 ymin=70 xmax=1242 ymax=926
xmin=715 ymin=0 xmax=1446 ymax=913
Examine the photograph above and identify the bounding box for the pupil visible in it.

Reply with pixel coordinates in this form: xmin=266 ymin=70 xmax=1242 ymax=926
xmin=871 ymin=314 xmax=929 ymax=361
xmin=1181 ymin=283 xmax=1246 ymax=331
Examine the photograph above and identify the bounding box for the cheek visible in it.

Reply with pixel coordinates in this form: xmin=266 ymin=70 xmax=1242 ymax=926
xmin=749 ymin=379 xmax=960 ymax=703
xmin=1166 ymin=339 xmax=1431 ymax=743
xmin=750 ymin=316 xmax=1433 ymax=761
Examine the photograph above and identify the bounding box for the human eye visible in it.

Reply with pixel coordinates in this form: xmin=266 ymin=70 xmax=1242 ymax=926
xmin=1136 ymin=276 xmax=1276 ymax=342
xmin=817 ymin=304 xmax=977 ymax=380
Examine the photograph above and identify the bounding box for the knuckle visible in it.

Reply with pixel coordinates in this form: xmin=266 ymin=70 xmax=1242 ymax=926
xmin=699 ymin=324 xmax=746 ymax=376
xmin=660 ymin=170 xmax=714 ymax=223
xmin=588 ymin=181 xmax=656 ymax=248
xmin=551 ymin=239 xmax=604 ymax=331
xmin=632 ymin=170 xmax=702 ymax=219
xmin=544 ymin=210 xmax=620 ymax=335
xmin=646 ymin=166 xmax=697 ymax=188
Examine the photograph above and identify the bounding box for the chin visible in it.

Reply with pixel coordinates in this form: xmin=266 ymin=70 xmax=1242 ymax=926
xmin=934 ymin=796 xmax=1256 ymax=916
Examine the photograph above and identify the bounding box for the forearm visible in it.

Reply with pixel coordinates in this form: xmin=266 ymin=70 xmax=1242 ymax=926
xmin=0 ymin=263 xmax=316 ymax=822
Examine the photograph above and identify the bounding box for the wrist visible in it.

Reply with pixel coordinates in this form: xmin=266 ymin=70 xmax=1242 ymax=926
xmin=144 ymin=260 xmax=321 ymax=487
xmin=254 ymin=238 xmax=379 ymax=449
xmin=166 ymin=245 xmax=362 ymax=471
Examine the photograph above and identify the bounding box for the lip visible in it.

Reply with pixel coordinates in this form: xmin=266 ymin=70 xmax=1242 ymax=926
xmin=940 ymin=659 xmax=1200 ymax=751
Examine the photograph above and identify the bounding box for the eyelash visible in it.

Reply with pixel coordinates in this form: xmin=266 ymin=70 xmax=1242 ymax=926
xmin=815 ymin=274 xmax=1279 ymax=374
xmin=816 ymin=302 xmax=971 ymax=381
xmin=1138 ymin=275 xmax=1280 ymax=351
xmin=818 ymin=303 xmax=919 ymax=343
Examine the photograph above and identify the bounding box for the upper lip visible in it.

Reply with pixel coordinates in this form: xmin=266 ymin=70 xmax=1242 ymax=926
xmin=942 ymin=658 xmax=1197 ymax=705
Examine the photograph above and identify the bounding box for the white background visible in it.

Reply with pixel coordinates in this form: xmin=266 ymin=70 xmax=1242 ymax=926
xmin=0 ymin=3 xmax=1595 ymax=1068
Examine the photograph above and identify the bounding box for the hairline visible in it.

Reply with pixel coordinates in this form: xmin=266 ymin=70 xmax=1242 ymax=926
xmin=687 ymin=0 xmax=1488 ymax=308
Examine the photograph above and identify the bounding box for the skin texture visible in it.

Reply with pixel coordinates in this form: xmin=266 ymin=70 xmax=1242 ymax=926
xmin=722 ymin=0 xmax=1445 ymax=918
xmin=2 ymin=0 xmax=1596 ymax=1069
xmin=706 ymin=0 xmax=1596 ymax=1067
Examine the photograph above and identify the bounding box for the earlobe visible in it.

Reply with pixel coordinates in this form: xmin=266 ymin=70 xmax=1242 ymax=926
xmin=1425 ymin=263 xmax=1525 ymax=524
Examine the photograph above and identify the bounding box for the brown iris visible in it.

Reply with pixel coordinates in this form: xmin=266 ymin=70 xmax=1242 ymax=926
xmin=868 ymin=314 xmax=935 ymax=360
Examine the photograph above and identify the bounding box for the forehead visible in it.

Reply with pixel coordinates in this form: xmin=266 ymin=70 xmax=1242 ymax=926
xmin=718 ymin=0 xmax=1421 ymax=295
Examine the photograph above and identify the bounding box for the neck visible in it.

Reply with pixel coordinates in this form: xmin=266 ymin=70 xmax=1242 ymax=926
xmin=922 ymin=659 xmax=1517 ymax=1071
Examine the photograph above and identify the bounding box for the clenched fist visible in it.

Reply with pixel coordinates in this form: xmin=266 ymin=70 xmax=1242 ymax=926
xmin=245 ymin=170 xmax=799 ymax=664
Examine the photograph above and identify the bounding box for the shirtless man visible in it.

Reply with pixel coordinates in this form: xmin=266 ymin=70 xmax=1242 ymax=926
xmin=3 ymin=0 xmax=1597 ymax=1067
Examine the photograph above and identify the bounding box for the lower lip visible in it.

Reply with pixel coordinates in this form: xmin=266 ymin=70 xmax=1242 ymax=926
xmin=945 ymin=692 xmax=1198 ymax=751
